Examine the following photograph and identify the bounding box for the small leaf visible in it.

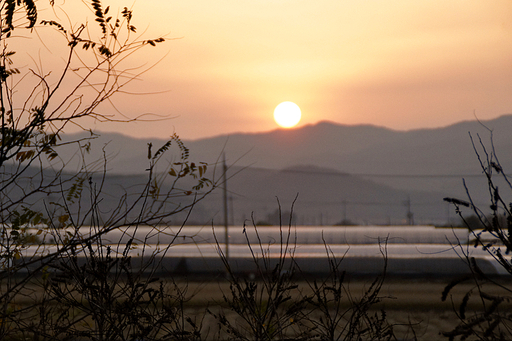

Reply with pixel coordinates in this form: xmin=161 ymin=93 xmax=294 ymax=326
xmin=58 ymin=215 xmax=69 ymax=224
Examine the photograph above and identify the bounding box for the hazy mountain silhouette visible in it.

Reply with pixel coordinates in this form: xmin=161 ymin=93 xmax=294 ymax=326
xmin=61 ymin=115 xmax=512 ymax=175
xmin=51 ymin=115 xmax=512 ymax=225
xmin=197 ymin=164 xmax=446 ymax=226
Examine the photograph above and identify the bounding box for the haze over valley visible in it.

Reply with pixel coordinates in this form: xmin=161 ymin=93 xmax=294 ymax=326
xmin=51 ymin=115 xmax=512 ymax=226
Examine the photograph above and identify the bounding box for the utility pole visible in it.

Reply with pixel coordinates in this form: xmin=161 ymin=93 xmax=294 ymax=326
xmin=229 ymin=195 xmax=235 ymax=226
xmin=341 ymin=199 xmax=347 ymax=223
xmin=223 ymin=153 xmax=229 ymax=260
xmin=403 ymin=196 xmax=414 ymax=225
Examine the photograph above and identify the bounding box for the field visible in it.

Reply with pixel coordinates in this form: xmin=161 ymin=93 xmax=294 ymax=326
xmin=167 ymin=275 xmax=511 ymax=340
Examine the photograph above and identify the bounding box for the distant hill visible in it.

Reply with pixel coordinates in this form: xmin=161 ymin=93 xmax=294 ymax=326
xmin=198 ymin=164 xmax=448 ymax=226
xmin=58 ymin=115 xmax=512 ymax=174
xmin=47 ymin=115 xmax=512 ymax=225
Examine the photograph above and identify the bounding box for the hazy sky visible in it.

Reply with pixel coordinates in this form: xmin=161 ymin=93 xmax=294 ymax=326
xmin=31 ymin=1 xmax=512 ymax=139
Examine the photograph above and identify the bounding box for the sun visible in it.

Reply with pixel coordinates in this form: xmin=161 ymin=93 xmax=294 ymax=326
xmin=273 ymin=101 xmax=301 ymax=128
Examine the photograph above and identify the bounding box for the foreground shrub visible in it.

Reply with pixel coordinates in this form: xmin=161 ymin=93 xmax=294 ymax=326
xmin=444 ymin=132 xmax=512 ymax=340
xmin=211 ymin=210 xmax=400 ymax=341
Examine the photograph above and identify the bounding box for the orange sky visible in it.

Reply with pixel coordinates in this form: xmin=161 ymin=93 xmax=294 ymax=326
xmin=25 ymin=1 xmax=512 ymax=139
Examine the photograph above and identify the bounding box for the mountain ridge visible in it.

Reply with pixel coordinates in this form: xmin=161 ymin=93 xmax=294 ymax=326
xmin=54 ymin=114 xmax=512 ymax=196
xmin=28 ymin=115 xmax=512 ymax=225
xmin=56 ymin=115 xmax=512 ymax=174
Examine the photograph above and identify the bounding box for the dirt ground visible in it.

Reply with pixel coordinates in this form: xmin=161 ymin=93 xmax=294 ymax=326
xmin=9 ymin=274 xmax=510 ymax=340
xmin=177 ymin=275 xmax=511 ymax=340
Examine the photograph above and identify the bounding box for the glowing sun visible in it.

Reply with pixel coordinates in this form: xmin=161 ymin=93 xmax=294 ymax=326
xmin=274 ymin=101 xmax=301 ymax=128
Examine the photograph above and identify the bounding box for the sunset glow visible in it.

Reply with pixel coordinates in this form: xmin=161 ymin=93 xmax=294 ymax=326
xmin=28 ymin=1 xmax=512 ymax=139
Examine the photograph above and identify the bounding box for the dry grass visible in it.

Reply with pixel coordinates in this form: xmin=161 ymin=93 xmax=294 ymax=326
xmin=165 ymin=275 xmax=510 ymax=340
